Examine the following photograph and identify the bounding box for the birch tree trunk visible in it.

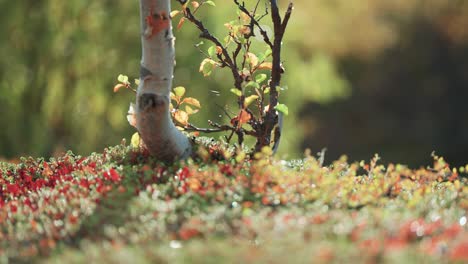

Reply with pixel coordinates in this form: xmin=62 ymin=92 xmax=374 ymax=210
xmin=136 ymin=0 xmax=191 ymax=162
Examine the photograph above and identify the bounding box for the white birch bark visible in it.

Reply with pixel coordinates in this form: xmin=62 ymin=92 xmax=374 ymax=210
xmin=136 ymin=0 xmax=191 ymax=162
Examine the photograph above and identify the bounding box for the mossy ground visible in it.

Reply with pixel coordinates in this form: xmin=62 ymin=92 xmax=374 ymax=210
xmin=0 ymin=142 xmax=467 ymax=263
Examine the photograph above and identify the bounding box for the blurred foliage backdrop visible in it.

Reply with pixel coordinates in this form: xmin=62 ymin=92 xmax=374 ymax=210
xmin=1 ymin=0 xmax=468 ymax=167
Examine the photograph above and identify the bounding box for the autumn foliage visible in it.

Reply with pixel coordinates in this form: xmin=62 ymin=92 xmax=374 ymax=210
xmin=0 ymin=144 xmax=467 ymax=262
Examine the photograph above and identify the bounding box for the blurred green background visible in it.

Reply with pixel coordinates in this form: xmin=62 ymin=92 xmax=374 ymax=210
xmin=1 ymin=0 xmax=468 ymax=167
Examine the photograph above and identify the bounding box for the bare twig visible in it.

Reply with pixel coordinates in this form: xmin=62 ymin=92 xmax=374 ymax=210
xmin=282 ymin=3 xmax=294 ymax=31
xmin=185 ymin=123 xmax=233 ymax=133
xmin=234 ymin=0 xmax=274 ymax=48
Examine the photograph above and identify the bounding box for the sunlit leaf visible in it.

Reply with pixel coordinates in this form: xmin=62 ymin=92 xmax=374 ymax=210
xmin=177 ymin=17 xmax=186 ymax=30
xmin=245 ymin=81 xmax=260 ymax=89
xmin=191 ymin=1 xmax=200 ymax=9
xmin=134 ymin=79 xmax=140 ymax=86
xmin=199 ymin=58 xmax=217 ymax=77
xmin=216 ymin=46 xmax=222 ymax=55
xmin=244 ymin=95 xmax=259 ymax=107
xmin=174 ymin=110 xmax=189 ymax=126
xmin=239 ymin=26 xmax=251 ymax=36
xmin=118 ymin=74 xmax=129 ymax=83
xmin=238 ymin=109 xmax=251 ymax=125
xmin=255 ymin=74 xmax=267 ymax=83
xmin=208 ymin=46 xmax=216 ymax=57
xmin=274 ymin=103 xmax=289 ymax=116
xmin=170 ymin=10 xmax=181 ymax=18
xmin=223 ymin=35 xmax=232 ymax=45
xmin=185 ymin=105 xmax=199 ymax=115
xmin=258 ymin=62 xmax=272 ymax=70
xmin=231 ymin=109 xmax=251 ymax=126
xmin=113 ymin=83 xmax=126 ymax=93
xmin=174 ymin=86 xmax=186 ymax=97
xmin=204 ymin=1 xmax=216 ymax=7
xmin=230 ymin=88 xmax=242 ymax=97
xmin=130 ymin=132 xmax=140 ymax=149
xmin=182 ymin=97 xmax=201 ymax=108
xmin=240 ymin=12 xmax=250 ymax=24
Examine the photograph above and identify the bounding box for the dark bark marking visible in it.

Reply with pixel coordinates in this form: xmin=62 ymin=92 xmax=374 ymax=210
xmin=138 ymin=93 xmax=168 ymax=111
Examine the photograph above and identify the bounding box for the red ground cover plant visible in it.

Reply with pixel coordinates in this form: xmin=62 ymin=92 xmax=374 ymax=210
xmin=0 ymin=145 xmax=467 ymax=263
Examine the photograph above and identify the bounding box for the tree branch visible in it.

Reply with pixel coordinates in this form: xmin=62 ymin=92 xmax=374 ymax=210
xmin=183 ymin=7 xmax=243 ymax=90
xmin=282 ymin=3 xmax=294 ymax=31
xmin=233 ymin=0 xmax=274 ymax=48
xmin=255 ymin=0 xmax=293 ymax=152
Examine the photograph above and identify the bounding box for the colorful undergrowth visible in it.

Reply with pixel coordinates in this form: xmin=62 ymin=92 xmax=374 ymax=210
xmin=0 ymin=143 xmax=467 ymax=263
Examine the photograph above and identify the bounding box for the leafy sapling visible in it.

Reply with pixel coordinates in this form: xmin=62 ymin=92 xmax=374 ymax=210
xmin=115 ymin=0 xmax=293 ymax=161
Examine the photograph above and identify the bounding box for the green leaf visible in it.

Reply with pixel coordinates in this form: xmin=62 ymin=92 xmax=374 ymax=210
xmin=118 ymin=74 xmax=129 ymax=84
xmin=274 ymin=104 xmax=289 ymax=116
xmin=258 ymin=47 xmax=273 ymax=62
xmin=245 ymin=81 xmax=260 ymax=89
xmin=207 ymin=46 xmax=216 ymax=57
xmin=224 ymin=35 xmax=232 ymax=45
xmin=244 ymin=95 xmax=259 ymax=107
xmin=264 ymin=87 xmax=270 ymax=94
xmin=204 ymin=1 xmax=216 ymax=7
xmin=174 ymin=86 xmax=186 ymax=97
xmin=255 ymin=74 xmax=267 ymax=83
xmin=230 ymin=88 xmax=242 ymax=97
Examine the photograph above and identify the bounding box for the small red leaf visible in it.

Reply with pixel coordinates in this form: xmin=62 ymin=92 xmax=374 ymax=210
xmin=113 ymin=83 xmax=126 ymax=93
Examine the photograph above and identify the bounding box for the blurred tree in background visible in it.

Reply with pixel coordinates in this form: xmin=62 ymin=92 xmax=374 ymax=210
xmin=1 ymin=0 xmax=467 ymax=167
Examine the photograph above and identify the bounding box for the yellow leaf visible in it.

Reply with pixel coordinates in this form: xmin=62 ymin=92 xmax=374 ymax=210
xmin=235 ymin=151 xmax=246 ymax=163
xmin=170 ymin=10 xmax=181 ymax=18
xmin=199 ymin=58 xmax=217 ymax=77
xmin=240 ymin=12 xmax=251 ymax=24
xmin=182 ymin=97 xmax=201 ymax=108
xmin=131 ymin=132 xmax=140 ymax=149
xmin=174 ymin=86 xmax=186 ymax=97
xmin=247 ymin=52 xmax=258 ymax=68
xmin=173 ymin=110 xmax=189 ymax=126
xmin=224 ymin=23 xmax=233 ymax=30
xmin=258 ymin=62 xmax=272 ymax=70
xmin=244 ymin=95 xmax=259 ymax=107
xmin=185 ymin=105 xmax=199 ymax=115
